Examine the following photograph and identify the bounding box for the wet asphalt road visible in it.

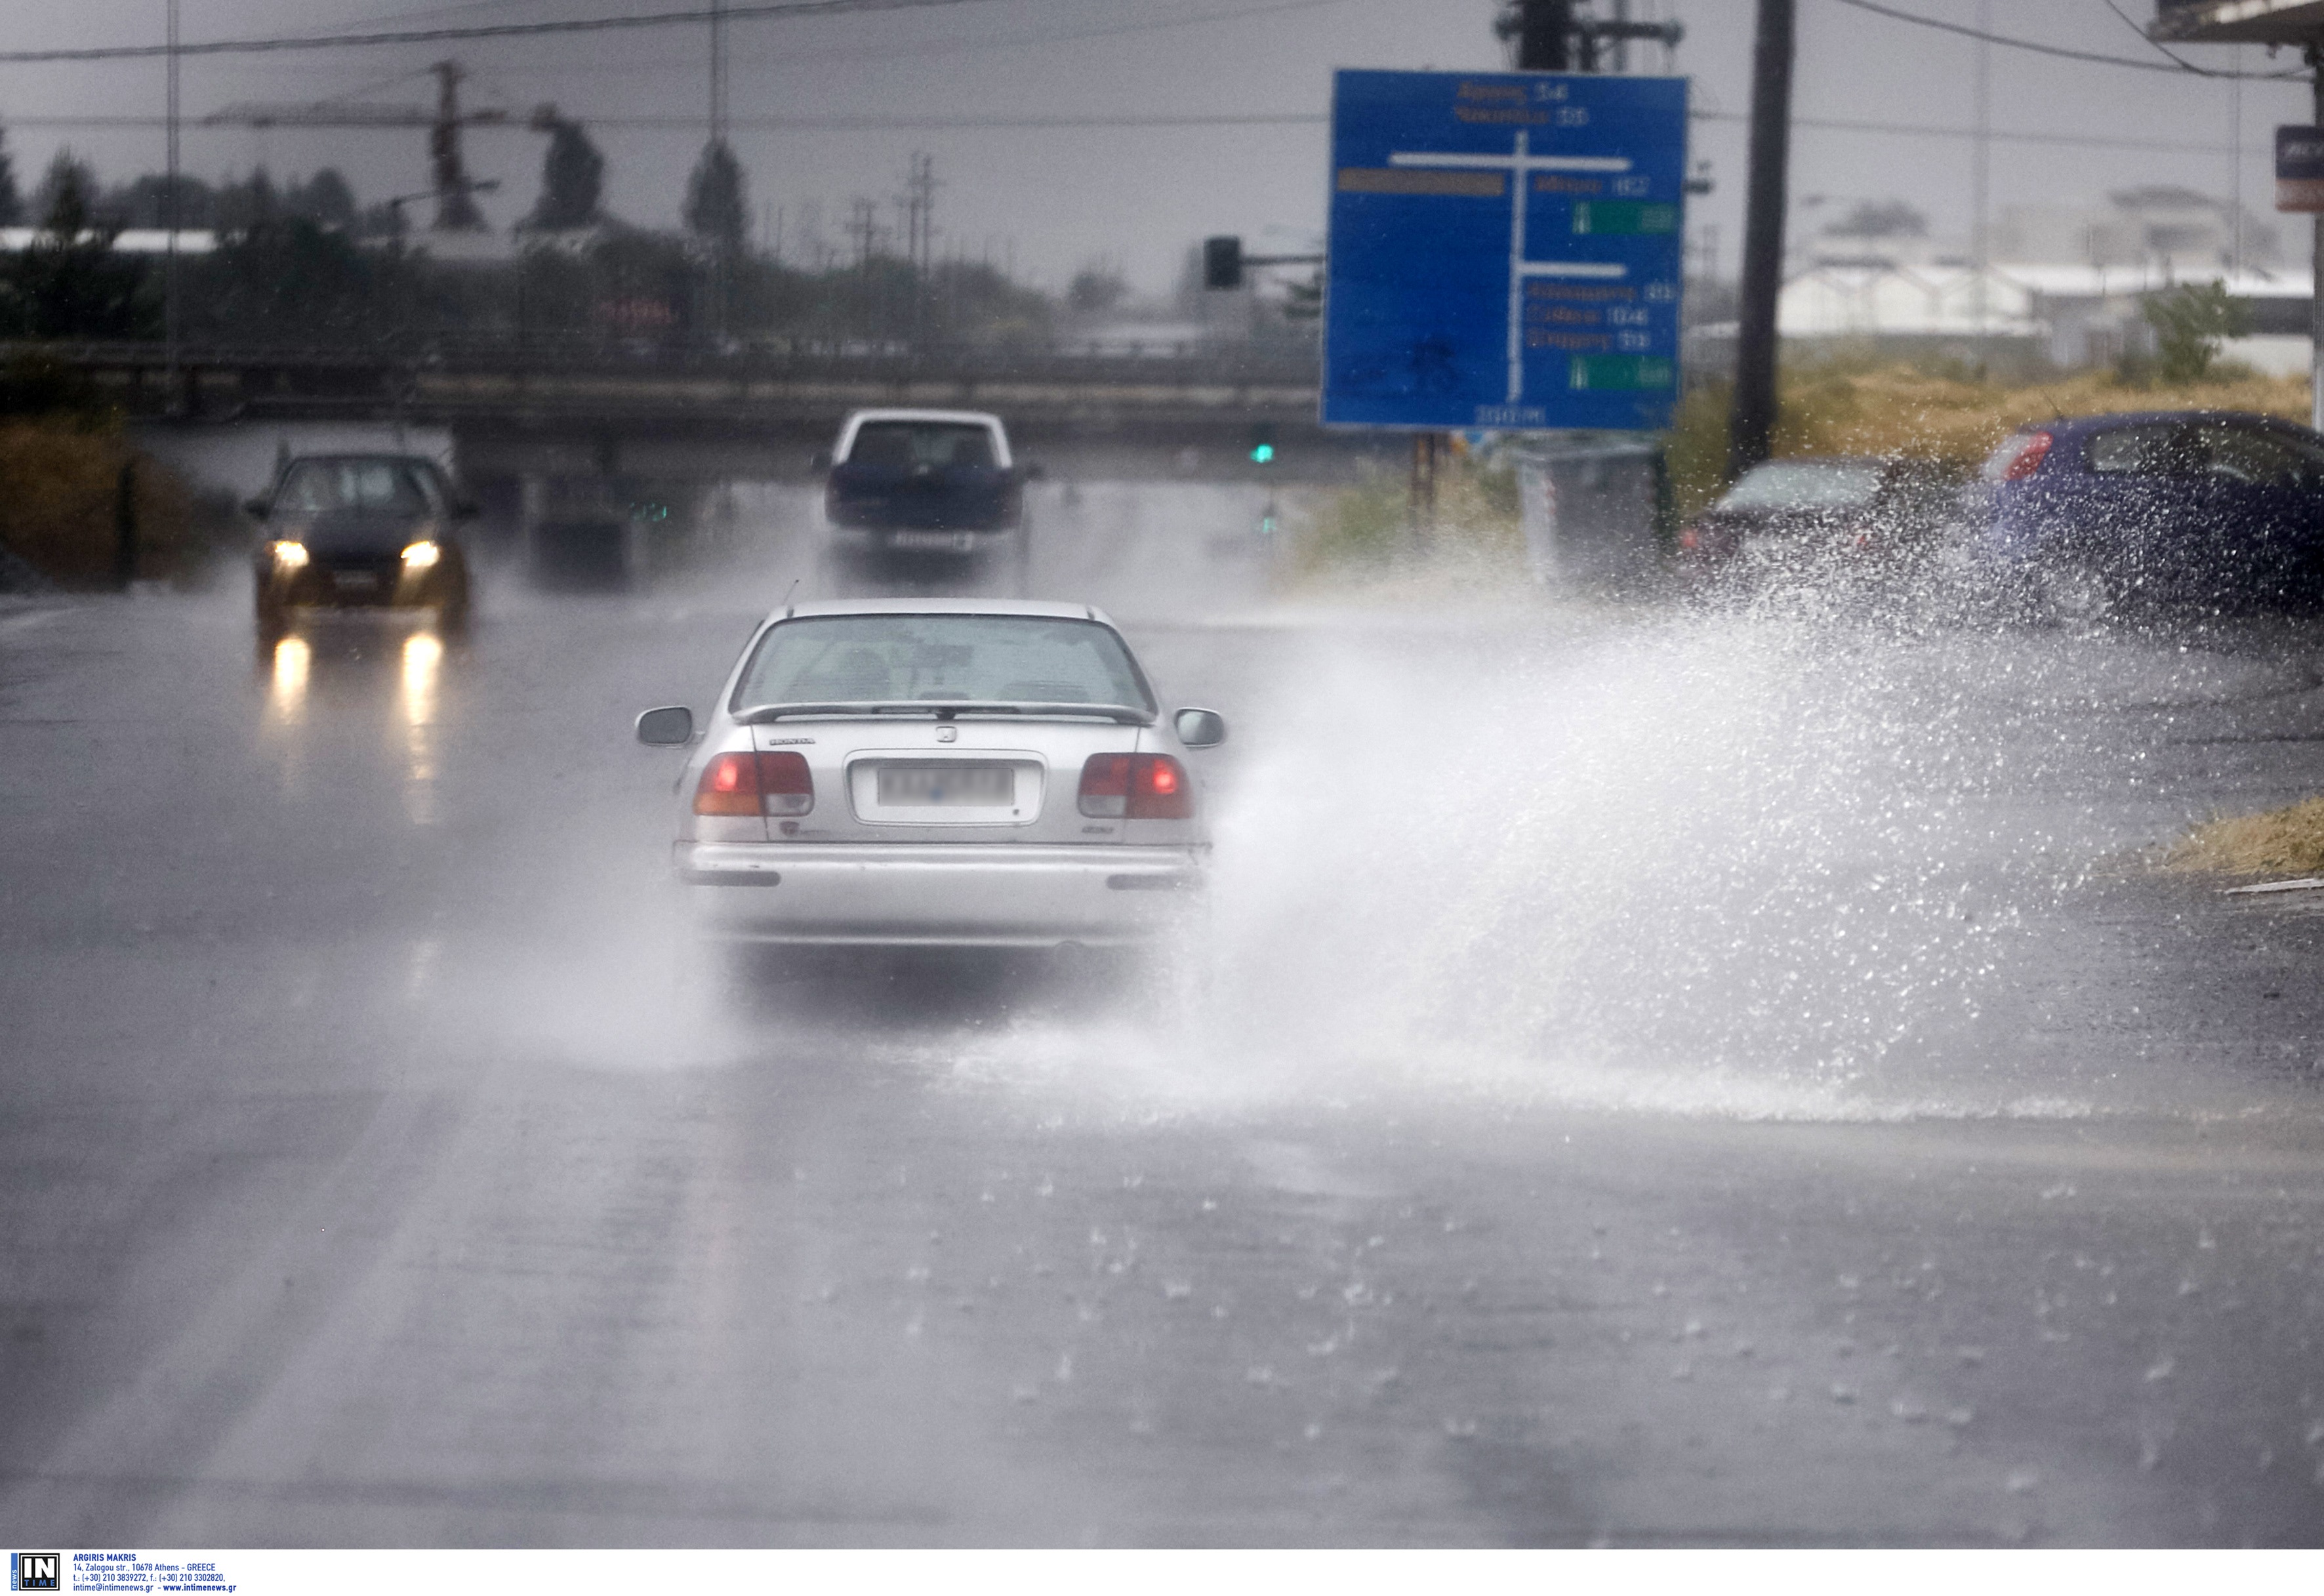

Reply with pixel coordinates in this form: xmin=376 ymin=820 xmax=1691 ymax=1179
xmin=5 ymin=488 xmax=2324 ymax=1546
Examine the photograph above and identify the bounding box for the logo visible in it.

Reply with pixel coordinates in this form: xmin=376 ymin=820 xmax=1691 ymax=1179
xmin=11 ymin=1553 xmax=60 ymax=1591
xmin=935 ymin=726 xmax=958 ymax=743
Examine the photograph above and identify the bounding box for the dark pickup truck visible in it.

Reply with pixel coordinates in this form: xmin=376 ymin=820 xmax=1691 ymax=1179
xmin=818 ymin=409 xmax=1039 ymax=565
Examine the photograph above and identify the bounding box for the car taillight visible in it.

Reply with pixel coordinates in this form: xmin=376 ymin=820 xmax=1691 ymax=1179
xmin=1078 ymin=753 xmax=1193 ymax=820
xmin=693 ymin=750 xmax=813 ymax=817
xmin=2002 ymin=430 xmax=2052 ymax=481
xmin=1678 ymin=522 xmax=1701 ymax=551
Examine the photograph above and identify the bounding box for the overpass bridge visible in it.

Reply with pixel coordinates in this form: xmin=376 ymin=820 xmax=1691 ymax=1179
xmin=15 ymin=336 xmax=1391 ymax=487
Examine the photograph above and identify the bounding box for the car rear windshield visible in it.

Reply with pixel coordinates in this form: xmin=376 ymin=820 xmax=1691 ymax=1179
xmin=2086 ymin=420 xmax=2324 ymax=487
xmin=1717 ymin=459 xmax=1885 ymax=512
xmin=844 ymin=422 xmax=997 ymax=470
xmin=276 ymin=459 xmax=443 ymax=515
xmin=732 ymin=615 xmax=1152 ymax=712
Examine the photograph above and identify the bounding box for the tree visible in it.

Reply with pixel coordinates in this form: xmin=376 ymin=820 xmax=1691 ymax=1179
xmin=31 ymin=152 xmax=100 ymax=235
xmin=1067 ymin=263 xmax=1127 ymax=316
xmin=2142 ymin=280 xmax=2251 ymax=384
xmin=286 ymin=169 xmax=357 ymax=230
xmin=0 ymin=151 xmax=151 ymax=338
xmin=213 ymin=168 xmax=279 ymax=235
xmin=104 ymin=173 xmax=214 ymax=230
xmin=683 ymin=140 xmax=748 ymax=254
xmin=527 ymin=119 xmax=605 ymax=231
xmin=0 ymin=123 xmax=20 ymax=226
xmin=1824 ymin=199 xmax=1928 ymax=240
xmin=185 ymin=216 xmax=382 ymax=342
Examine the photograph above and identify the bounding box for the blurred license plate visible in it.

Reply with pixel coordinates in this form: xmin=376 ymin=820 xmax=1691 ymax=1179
xmin=878 ymin=764 xmax=1012 ymax=806
xmin=332 ymin=571 xmax=382 ymax=592
xmin=891 ymin=532 xmax=974 ymax=551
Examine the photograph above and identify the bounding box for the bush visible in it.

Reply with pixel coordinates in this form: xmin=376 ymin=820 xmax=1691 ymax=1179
xmin=2139 ymin=281 xmax=2251 ymax=386
xmin=1292 ymin=447 xmax=1523 ymax=577
xmin=0 ymin=422 xmax=196 ymax=587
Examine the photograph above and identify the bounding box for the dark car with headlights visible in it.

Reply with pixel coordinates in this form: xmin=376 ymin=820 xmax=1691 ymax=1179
xmin=1679 ymin=455 xmax=1961 ymax=583
xmin=1967 ymin=410 xmax=2324 ymax=617
xmin=250 ymin=454 xmax=475 ymax=638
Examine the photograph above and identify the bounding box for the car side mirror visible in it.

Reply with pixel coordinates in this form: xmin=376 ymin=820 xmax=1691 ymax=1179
xmin=635 ymin=705 xmax=694 ymax=746
xmin=1173 ymin=707 xmax=1227 ymax=748
xmin=243 ymin=497 xmax=271 ymax=521
xmin=811 ymin=449 xmax=834 ymax=471
xmin=451 ymin=499 xmax=481 ymax=522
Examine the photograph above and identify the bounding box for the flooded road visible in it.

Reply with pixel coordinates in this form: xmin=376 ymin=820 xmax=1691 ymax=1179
xmin=5 ymin=491 xmax=2324 ymax=1545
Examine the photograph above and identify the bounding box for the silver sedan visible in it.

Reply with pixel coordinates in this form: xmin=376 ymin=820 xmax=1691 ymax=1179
xmin=634 ymin=598 xmax=1226 ymax=949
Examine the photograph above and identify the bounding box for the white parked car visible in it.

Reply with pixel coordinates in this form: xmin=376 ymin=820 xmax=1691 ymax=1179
xmin=636 ymin=598 xmax=1225 ymax=950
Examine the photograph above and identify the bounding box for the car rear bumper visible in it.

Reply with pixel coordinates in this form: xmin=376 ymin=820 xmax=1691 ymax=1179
xmin=676 ymin=840 xmax=1204 ymax=947
xmin=826 ymin=525 xmax=1020 ymax=555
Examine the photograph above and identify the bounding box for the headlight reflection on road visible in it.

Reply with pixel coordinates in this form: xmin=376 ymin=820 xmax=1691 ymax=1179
xmin=267 ymin=634 xmax=310 ymax=724
xmin=399 ymin=630 xmax=443 ymax=825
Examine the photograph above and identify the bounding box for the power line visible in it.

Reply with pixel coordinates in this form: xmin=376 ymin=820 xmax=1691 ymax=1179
xmin=1827 ymin=0 xmax=2306 ymax=79
xmin=0 ymin=0 xmax=1004 ymax=64
xmin=439 ymin=0 xmax=1367 ymax=84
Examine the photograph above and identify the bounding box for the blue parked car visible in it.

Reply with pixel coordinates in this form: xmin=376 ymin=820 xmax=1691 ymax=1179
xmin=1968 ymin=410 xmax=2324 ymax=615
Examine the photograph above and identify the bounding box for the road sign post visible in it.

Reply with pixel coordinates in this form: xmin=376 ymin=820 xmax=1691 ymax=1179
xmin=1321 ymin=69 xmax=1688 ymax=436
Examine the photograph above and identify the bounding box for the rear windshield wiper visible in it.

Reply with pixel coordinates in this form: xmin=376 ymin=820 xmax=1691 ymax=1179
xmin=733 ymin=700 xmax=1152 ymax=726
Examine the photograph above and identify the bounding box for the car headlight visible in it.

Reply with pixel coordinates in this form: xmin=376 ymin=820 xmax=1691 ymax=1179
xmin=270 ymin=540 xmax=310 ymax=569
xmin=400 ymin=541 xmax=441 ymax=569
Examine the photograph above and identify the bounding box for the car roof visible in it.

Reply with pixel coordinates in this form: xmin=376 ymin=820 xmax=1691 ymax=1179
xmin=840 ymin=408 xmax=1006 ymax=426
xmin=2030 ymin=410 xmax=2302 ymax=437
xmin=771 ymin=597 xmax=1117 ymax=626
xmin=281 ymin=452 xmax=445 ymax=466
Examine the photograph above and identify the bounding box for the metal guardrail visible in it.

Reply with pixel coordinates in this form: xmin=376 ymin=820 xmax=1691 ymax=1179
xmin=1 ymin=335 xmax=1324 ymax=387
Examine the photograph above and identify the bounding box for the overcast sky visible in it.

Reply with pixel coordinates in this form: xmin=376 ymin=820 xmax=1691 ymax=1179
xmin=0 ymin=0 xmax=2313 ymax=293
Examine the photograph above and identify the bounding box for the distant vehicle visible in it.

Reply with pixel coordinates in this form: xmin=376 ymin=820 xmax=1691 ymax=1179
xmin=816 ymin=409 xmax=1039 ymax=568
xmin=249 ymin=454 xmax=475 ymax=638
xmin=634 ymin=597 xmax=1225 ymax=955
xmin=1677 ymin=455 xmax=1961 ymax=581
xmin=1967 ymin=411 xmax=2324 ymax=616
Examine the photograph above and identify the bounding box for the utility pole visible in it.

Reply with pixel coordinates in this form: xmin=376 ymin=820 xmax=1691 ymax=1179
xmin=1727 ymin=0 xmax=1796 ymax=483
xmin=1971 ymin=0 xmax=1990 ymax=349
xmin=2312 ymin=43 xmax=2323 ymax=431
xmin=164 ymin=0 xmax=181 ymax=414
xmin=1515 ymin=0 xmax=1576 ymax=72
xmin=429 ymin=62 xmax=485 ymax=230
xmin=708 ymin=0 xmax=729 ymax=343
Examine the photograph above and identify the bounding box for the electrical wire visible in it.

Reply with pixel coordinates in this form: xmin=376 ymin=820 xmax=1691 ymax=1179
xmin=0 ymin=0 xmax=1006 ymax=64
xmin=446 ymin=0 xmax=1366 ymax=85
xmin=2098 ymin=0 xmax=2210 ymax=72
xmin=1828 ymin=0 xmax=2307 ymax=79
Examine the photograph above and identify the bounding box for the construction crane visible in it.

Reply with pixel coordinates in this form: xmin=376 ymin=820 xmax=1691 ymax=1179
xmin=203 ymin=61 xmax=556 ymax=232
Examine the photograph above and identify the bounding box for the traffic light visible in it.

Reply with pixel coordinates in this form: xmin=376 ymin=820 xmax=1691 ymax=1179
xmin=1248 ymin=422 xmax=1276 ymax=465
xmin=1204 ymin=235 xmax=1244 ymax=291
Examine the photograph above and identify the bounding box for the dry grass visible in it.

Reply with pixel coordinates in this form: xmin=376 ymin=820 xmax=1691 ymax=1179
xmin=1667 ymin=359 xmax=2310 ymax=518
xmin=1288 ymin=451 xmax=1525 ymax=582
xmin=2165 ymin=796 xmax=2324 ymax=880
xmin=0 ymin=422 xmax=197 ymax=587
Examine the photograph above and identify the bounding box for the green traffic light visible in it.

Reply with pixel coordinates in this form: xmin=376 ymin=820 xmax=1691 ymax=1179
xmin=1251 ymin=443 xmax=1275 ymax=464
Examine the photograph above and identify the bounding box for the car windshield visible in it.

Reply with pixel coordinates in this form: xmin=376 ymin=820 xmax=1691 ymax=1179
xmin=844 ymin=422 xmax=997 ymax=470
xmin=276 ymin=459 xmax=443 ymax=515
xmin=1717 ymin=459 xmax=1885 ymax=512
xmin=732 ymin=615 xmax=1152 ymax=712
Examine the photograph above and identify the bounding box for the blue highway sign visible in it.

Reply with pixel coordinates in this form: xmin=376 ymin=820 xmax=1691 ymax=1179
xmin=1322 ymin=69 xmax=1689 ymax=432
